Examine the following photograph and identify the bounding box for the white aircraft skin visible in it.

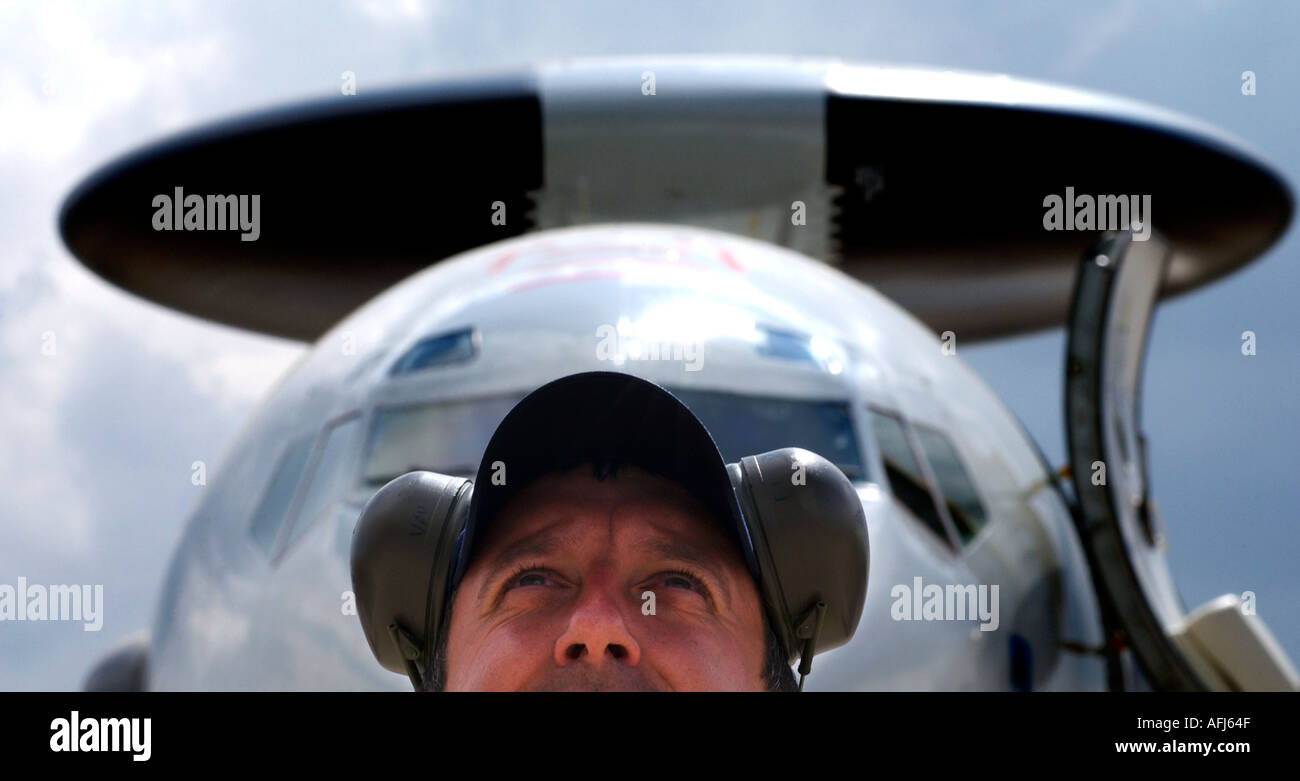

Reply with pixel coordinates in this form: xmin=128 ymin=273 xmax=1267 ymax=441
xmin=146 ymin=223 xmax=1108 ymax=691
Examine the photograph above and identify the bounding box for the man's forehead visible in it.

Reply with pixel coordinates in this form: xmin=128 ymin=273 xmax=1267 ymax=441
xmin=473 ymin=466 xmax=737 ymax=562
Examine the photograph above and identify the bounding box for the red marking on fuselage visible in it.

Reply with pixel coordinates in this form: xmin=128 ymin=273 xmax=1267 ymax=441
xmin=508 ymin=269 xmax=624 ymax=293
xmin=490 ymin=251 xmax=517 ymax=275
xmin=523 ymin=255 xmax=713 ymax=273
xmin=718 ymin=248 xmax=745 ymax=272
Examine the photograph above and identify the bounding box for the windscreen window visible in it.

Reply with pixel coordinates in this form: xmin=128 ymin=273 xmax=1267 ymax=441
xmin=867 ymin=408 xmax=949 ymax=545
xmin=669 ymin=388 xmax=865 ymax=483
xmin=360 ymin=389 xmax=867 ymax=489
xmin=362 ymin=395 xmax=520 ymax=486
xmin=285 ymin=415 xmax=363 ymax=548
xmin=249 ymin=435 xmax=314 ymax=555
xmin=388 ymin=328 xmax=478 ymax=377
xmin=913 ymin=425 xmax=989 ymax=544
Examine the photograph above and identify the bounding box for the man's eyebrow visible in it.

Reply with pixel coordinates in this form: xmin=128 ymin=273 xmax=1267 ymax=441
xmin=476 ymin=530 xmax=564 ymax=603
xmin=641 ymin=538 xmax=733 ymax=608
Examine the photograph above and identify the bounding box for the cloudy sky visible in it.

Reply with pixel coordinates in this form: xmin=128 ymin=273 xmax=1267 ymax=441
xmin=1 ymin=0 xmax=1296 ymax=690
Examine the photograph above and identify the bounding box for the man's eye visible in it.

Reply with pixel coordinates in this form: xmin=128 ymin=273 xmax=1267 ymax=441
xmin=657 ymin=570 xmax=707 ymax=596
xmin=503 ymin=566 xmax=552 ymax=591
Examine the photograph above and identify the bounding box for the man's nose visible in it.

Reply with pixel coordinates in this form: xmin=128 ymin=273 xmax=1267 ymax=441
xmin=553 ymin=584 xmax=642 ymax=668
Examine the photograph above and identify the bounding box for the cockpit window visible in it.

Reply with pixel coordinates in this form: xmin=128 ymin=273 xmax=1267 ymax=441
xmin=753 ymin=326 xmax=846 ymax=375
xmin=388 ymin=327 xmax=478 ymax=377
xmin=362 ymin=395 xmax=520 ymax=485
xmin=667 ymin=388 xmax=865 ymax=482
xmin=285 ymin=414 xmax=362 ymax=548
xmin=249 ymin=434 xmax=313 ymax=555
xmin=912 ymin=424 xmax=989 ymax=544
xmin=360 ymin=388 xmax=866 ymax=488
xmin=867 ymin=408 xmax=950 ymax=545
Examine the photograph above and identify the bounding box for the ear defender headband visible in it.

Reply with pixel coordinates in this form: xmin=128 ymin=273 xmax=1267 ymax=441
xmin=350 ymin=372 xmax=869 ymax=691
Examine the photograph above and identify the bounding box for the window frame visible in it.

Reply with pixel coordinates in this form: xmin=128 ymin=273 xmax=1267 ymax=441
xmin=386 ymin=326 xmax=480 ymax=378
xmin=246 ymin=411 xmax=366 ymax=564
xmin=357 ymin=391 xmax=523 ymax=491
xmin=277 ymin=410 xmax=365 ymax=558
xmin=865 ymin=404 xmax=962 ymax=552
xmin=665 ymin=386 xmax=869 ymax=486
xmin=910 ymin=422 xmax=992 ymax=546
xmin=246 ymin=432 xmax=316 ymax=560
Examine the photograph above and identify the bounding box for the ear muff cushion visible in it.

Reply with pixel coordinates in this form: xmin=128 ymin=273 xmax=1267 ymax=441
xmin=733 ymin=448 xmax=869 ymax=662
xmin=350 ymin=471 xmax=471 ymax=675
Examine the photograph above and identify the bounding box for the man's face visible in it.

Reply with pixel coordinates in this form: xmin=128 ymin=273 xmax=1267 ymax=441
xmin=443 ymin=465 xmax=769 ymax=691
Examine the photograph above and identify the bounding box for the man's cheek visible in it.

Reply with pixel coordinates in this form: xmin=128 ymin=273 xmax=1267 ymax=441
xmin=637 ymin=622 xmax=733 ymax=686
xmin=655 ymin=614 xmax=766 ymax=691
xmin=450 ymin=620 xmax=553 ymax=690
xmin=637 ymin=607 xmax=735 ymax=652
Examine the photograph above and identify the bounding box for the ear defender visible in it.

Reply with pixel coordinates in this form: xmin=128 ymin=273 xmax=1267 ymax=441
xmin=728 ymin=448 xmax=870 ymax=689
xmin=349 ymin=471 xmax=471 ymax=690
xmin=351 ymin=447 xmax=869 ymax=691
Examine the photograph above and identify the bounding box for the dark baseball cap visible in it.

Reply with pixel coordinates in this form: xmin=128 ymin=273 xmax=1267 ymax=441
xmin=447 ymin=371 xmax=761 ymax=592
